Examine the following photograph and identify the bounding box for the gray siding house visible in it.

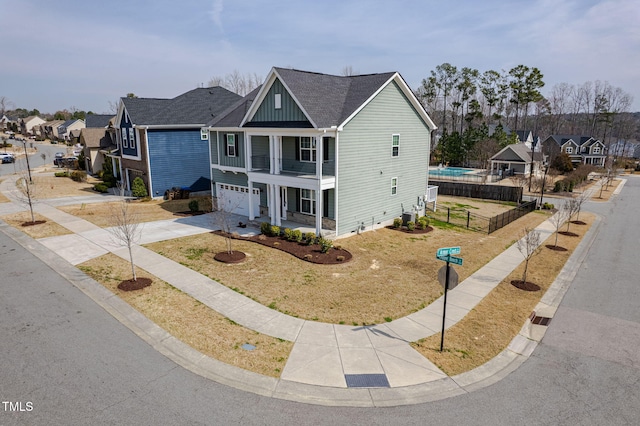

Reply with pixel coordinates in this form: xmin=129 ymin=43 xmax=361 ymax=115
xmin=207 ymin=67 xmax=436 ymax=238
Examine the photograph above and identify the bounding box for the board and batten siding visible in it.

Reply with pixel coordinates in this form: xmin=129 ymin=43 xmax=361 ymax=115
xmin=214 ymin=131 xmax=245 ymax=168
xmin=147 ymin=129 xmax=212 ymax=197
xmin=250 ymin=78 xmax=309 ymax=124
xmin=336 ymin=81 xmax=431 ymax=236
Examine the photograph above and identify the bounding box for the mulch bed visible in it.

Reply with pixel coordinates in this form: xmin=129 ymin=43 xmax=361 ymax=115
xmin=510 ymin=280 xmax=541 ymax=292
xmin=117 ymin=277 xmax=152 ymax=291
xmin=215 ymin=231 xmax=353 ymax=265
xmin=214 ymin=251 xmax=247 ymax=263
xmin=21 ymin=220 xmax=46 ymax=227
xmin=571 ymin=220 xmax=586 ymax=225
xmin=173 ymin=211 xmax=207 ymax=216
xmin=545 ymin=245 xmax=568 ymax=252
xmin=559 ymin=231 xmax=579 ymax=237
xmin=386 ymin=225 xmax=434 ymax=234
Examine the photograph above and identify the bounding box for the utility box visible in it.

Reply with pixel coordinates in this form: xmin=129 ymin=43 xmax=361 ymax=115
xmin=402 ymin=212 xmax=416 ymax=226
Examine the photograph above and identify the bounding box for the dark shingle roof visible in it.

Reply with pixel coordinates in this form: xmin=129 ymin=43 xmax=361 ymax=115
xmin=547 ymin=135 xmax=594 ymax=147
xmin=271 ymin=68 xmax=396 ymax=128
xmin=86 ymin=114 xmax=115 ymax=128
xmin=122 ymin=87 xmax=242 ymax=126
xmin=208 ymin=86 xmax=261 ymax=127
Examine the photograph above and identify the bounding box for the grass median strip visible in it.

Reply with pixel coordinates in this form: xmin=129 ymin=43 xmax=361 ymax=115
xmin=78 ymin=253 xmax=292 ymax=377
xmin=412 ymin=213 xmax=594 ymax=376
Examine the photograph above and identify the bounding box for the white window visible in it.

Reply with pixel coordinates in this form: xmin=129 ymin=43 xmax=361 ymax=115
xmin=201 ymin=128 xmax=209 ymax=140
xmin=391 ymin=177 xmax=398 ymax=195
xmin=129 ymin=128 xmax=136 ymax=147
xmin=565 ymin=147 xmax=573 ymax=154
xmin=392 ymin=134 xmax=400 ymax=157
xmin=300 ymin=137 xmax=316 ymax=162
xmin=121 ymin=128 xmax=128 ymax=148
xmin=275 ymin=93 xmax=282 ymax=109
xmin=301 ymin=189 xmax=316 ymax=214
xmin=593 ymin=147 xmax=600 ymax=154
xmin=226 ymin=134 xmax=236 ymax=157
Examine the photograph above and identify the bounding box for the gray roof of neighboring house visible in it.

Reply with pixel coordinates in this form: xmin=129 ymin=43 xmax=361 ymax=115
xmin=491 ymin=142 xmax=543 ymax=162
xmin=208 ymin=86 xmax=262 ymax=127
xmin=546 ymin=135 xmax=594 ymax=146
xmin=271 ymin=67 xmax=396 ymax=129
xmin=122 ymin=87 xmax=242 ymax=126
xmin=86 ymin=114 xmax=115 ymax=128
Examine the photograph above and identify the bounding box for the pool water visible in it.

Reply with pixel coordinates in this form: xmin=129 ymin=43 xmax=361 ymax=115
xmin=429 ymin=167 xmax=474 ymax=177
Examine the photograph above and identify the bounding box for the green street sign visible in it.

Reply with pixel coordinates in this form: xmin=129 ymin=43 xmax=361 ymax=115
xmin=436 ymin=246 xmax=461 ymax=257
xmin=436 ymin=254 xmax=464 ymax=266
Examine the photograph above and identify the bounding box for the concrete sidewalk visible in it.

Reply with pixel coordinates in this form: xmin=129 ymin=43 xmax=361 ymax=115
xmin=0 ymin=175 xmax=611 ymax=406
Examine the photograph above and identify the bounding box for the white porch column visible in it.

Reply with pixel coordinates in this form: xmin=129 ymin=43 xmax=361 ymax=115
xmin=268 ymin=184 xmax=275 ymax=225
xmin=248 ymin=180 xmax=255 ymax=220
xmin=316 ymin=136 xmax=322 ymax=178
xmin=274 ymin=185 xmax=282 ymax=226
xmin=246 ymin=134 xmax=252 ymax=171
xmin=269 ymin=136 xmax=275 ymax=174
xmin=315 ymin=188 xmax=322 ymax=236
xmin=275 ymin=135 xmax=281 ymax=175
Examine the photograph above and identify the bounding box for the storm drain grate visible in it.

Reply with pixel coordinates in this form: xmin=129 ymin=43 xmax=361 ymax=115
xmin=345 ymin=374 xmax=390 ymax=388
xmin=530 ymin=315 xmax=552 ymax=326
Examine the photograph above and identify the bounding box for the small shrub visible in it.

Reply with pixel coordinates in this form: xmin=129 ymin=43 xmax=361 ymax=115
xmin=417 ymin=216 xmax=429 ymax=229
xmin=260 ymin=222 xmax=271 ymax=235
xmin=270 ymin=225 xmax=280 ymax=237
xmin=70 ymin=170 xmax=86 ymax=182
xmin=553 ymin=180 xmax=565 ymax=192
xmin=93 ymin=183 xmax=109 ymax=193
xmin=131 ymin=176 xmax=148 ymax=198
xmin=54 ymin=171 xmax=68 ymax=178
xmin=406 ymin=221 xmax=415 ymax=231
xmin=318 ymin=237 xmax=333 ymax=253
xmin=393 ymin=217 xmax=402 ymax=228
xmin=188 ymin=199 xmax=199 ymax=213
xmin=291 ymin=229 xmax=303 ymax=243
xmin=304 ymin=232 xmax=316 ymax=245
xmin=542 ymin=202 xmax=554 ymax=210
xmin=283 ymin=228 xmax=293 ymax=241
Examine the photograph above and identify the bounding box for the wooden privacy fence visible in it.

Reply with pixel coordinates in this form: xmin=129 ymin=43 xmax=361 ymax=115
xmin=434 ymin=200 xmax=537 ymax=234
xmin=429 ymin=180 xmax=522 ymax=203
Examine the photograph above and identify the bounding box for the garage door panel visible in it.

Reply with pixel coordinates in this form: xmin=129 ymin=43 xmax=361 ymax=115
xmin=216 ymin=183 xmax=259 ymax=217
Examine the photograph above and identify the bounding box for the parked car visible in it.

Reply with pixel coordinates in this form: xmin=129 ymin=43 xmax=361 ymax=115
xmin=0 ymin=152 xmax=16 ymax=163
xmin=54 ymin=152 xmax=65 ymax=166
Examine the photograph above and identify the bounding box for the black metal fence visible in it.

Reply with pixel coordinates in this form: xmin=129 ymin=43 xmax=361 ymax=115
xmin=431 ymin=200 xmax=537 ymax=234
xmin=488 ymin=201 xmax=537 ymax=233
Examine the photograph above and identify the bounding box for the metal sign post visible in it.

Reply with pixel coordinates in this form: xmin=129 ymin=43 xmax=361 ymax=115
xmin=436 ymin=247 xmax=463 ymax=352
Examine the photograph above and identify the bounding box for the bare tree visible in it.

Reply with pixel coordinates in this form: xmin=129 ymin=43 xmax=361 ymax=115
xmin=108 ymin=184 xmax=142 ymax=281
xmin=212 ymin=190 xmax=247 ymax=255
xmin=574 ymin=191 xmax=589 ymax=222
xmin=341 ymin=65 xmax=357 ymax=76
xmin=516 ymin=227 xmax=541 ymax=285
xmin=563 ymin=198 xmax=580 ymax=233
xmin=207 ymin=70 xmax=263 ymax=96
xmin=549 ymin=204 xmax=568 ymax=248
xmin=14 ymin=169 xmax=38 ymax=224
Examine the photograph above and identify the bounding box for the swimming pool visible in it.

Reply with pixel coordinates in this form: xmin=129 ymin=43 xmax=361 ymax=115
xmin=428 ymin=167 xmax=474 ymax=177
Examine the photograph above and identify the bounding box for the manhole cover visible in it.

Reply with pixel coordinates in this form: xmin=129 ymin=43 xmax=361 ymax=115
xmin=345 ymin=374 xmax=390 ymax=388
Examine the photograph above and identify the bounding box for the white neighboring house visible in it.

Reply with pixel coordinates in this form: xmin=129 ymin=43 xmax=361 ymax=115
xmin=58 ymin=119 xmax=86 ymax=141
xmin=20 ymin=116 xmax=46 ymax=136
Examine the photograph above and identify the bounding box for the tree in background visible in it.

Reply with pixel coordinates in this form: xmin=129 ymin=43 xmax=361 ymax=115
xmin=208 ymin=70 xmax=262 ymax=96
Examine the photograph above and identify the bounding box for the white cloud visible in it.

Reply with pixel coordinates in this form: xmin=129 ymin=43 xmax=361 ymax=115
xmin=209 ymin=0 xmax=224 ymax=32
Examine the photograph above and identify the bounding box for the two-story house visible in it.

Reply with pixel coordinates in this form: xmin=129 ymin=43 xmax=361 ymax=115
xmin=115 ymin=87 xmax=242 ymax=196
xmin=542 ymin=135 xmax=606 ymax=167
xmin=206 ymin=67 xmax=436 ymax=238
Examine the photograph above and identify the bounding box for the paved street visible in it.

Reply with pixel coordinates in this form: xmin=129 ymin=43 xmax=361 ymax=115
xmin=1 ymin=176 xmax=639 ymax=425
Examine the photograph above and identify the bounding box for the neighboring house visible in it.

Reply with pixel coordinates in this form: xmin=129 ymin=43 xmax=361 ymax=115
xmin=488 ymin=124 xmax=540 ymax=150
xmin=542 ymin=135 xmax=606 ymax=167
xmin=85 ymin=114 xmax=115 ymax=129
xmin=80 ymin=127 xmax=116 ymax=174
xmin=1 ymin=114 xmax=17 ymax=130
xmin=58 ymin=119 xmax=85 ymax=141
xmin=489 ymin=143 xmax=543 ymax=176
xmin=114 ymin=87 xmax=242 ymax=197
xmin=207 ymin=67 xmax=436 ymax=238
xmin=42 ymin=120 xmax=66 ymax=140
xmin=19 ymin=116 xmax=46 ymax=135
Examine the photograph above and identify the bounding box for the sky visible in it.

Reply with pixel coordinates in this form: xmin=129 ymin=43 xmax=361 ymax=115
xmin=2 ymin=0 xmax=639 ymax=114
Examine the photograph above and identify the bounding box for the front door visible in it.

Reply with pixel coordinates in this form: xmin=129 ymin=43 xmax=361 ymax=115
xmin=281 ymin=186 xmax=288 ymax=220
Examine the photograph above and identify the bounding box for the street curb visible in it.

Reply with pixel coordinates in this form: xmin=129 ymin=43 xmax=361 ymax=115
xmin=0 ymin=211 xmax=603 ymax=407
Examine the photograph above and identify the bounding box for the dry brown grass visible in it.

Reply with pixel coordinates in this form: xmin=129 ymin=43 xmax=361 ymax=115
xmin=78 ymin=253 xmax=292 ymax=377
xmin=28 ymin=174 xmax=102 ymax=199
xmin=144 ymin=209 xmax=551 ymax=325
xmin=1 ymin=211 xmax=72 ymax=238
xmin=59 ymin=196 xmax=213 ymax=227
xmin=0 ymin=191 xmax=9 ymax=203
xmin=412 ymin=213 xmax=594 ymax=375
xmin=591 ymin=178 xmax=622 ymax=202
